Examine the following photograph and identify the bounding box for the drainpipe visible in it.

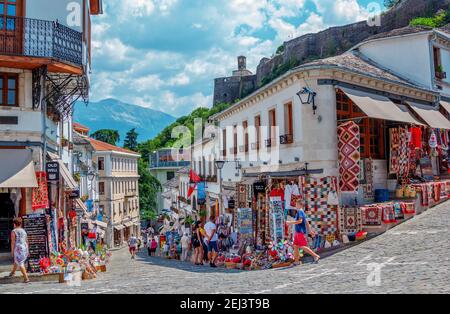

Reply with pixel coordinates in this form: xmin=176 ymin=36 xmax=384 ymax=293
xmin=40 ymin=70 xmax=47 ymax=171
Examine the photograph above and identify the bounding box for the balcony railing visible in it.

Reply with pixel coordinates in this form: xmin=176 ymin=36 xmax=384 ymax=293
xmin=149 ymin=160 xmax=190 ymax=169
xmin=0 ymin=15 xmax=83 ymax=66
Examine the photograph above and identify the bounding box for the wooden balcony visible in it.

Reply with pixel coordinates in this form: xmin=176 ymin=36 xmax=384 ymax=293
xmin=0 ymin=15 xmax=83 ymax=74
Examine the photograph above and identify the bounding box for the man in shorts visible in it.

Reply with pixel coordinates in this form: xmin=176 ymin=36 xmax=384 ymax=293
xmin=286 ymin=200 xmax=320 ymax=265
xmin=128 ymin=234 xmax=138 ymax=259
xmin=204 ymin=216 xmax=218 ymax=268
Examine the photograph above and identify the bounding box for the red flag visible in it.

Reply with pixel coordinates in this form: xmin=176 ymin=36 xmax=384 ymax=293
xmin=187 ymin=184 xmax=196 ymax=198
xmin=189 ymin=169 xmax=201 ymax=183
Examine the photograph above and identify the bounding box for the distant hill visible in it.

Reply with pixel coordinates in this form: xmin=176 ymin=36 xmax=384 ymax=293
xmin=73 ymin=99 xmax=176 ymax=143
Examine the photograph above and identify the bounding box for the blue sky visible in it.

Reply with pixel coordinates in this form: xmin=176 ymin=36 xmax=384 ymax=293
xmin=90 ymin=0 xmax=385 ymax=117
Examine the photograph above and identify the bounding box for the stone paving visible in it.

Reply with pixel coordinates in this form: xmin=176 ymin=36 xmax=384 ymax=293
xmin=1 ymin=201 xmax=449 ymax=294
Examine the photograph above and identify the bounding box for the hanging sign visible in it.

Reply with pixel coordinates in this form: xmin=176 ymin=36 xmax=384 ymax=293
xmin=46 ymin=162 xmax=60 ymax=182
xmin=253 ymin=181 xmax=266 ymax=195
xmin=68 ymin=189 xmax=80 ymax=199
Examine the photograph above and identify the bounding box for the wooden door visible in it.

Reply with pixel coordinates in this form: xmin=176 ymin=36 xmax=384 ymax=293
xmin=0 ymin=0 xmax=24 ymax=55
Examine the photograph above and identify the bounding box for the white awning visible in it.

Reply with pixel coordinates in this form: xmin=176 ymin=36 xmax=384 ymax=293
xmin=441 ymin=101 xmax=450 ymax=114
xmin=408 ymin=102 xmax=450 ymax=129
xmin=340 ymin=87 xmax=424 ymax=125
xmin=123 ymin=221 xmax=133 ymax=228
xmin=74 ymin=198 xmax=87 ymax=212
xmin=47 ymin=152 xmax=78 ymax=189
xmin=95 ymin=220 xmax=107 ymax=229
xmin=0 ymin=149 xmax=38 ymax=188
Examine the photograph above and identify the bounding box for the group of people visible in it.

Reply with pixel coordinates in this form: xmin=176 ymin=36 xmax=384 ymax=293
xmin=126 ymin=200 xmax=320 ymax=267
xmin=191 ymin=216 xmax=219 ymax=267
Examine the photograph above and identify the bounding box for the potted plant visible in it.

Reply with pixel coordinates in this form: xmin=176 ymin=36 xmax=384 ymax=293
xmin=436 ymin=65 xmax=447 ymax=80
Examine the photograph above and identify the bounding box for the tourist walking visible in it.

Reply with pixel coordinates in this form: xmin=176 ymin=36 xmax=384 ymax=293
xmin=192 ymin=221 xmax=204 ymax=265
xmin=128 ymin=234 xmax=138 ymax=259
xmin=147 ymin=237 xmax=156 ymax=256
xmin=204 ymin=216 xmax=218 ymax=268
xmin=7 ymin=218 xmax=30 ymax=283
xmin=286 ymin=200 xmax=320 ymax=265
xmin=180 ymin=233 xmax=190 ymax=261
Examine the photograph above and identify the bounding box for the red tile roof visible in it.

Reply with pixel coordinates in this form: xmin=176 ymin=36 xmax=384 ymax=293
xmin=88 ymin=138 xmax=140 ymax=156
xmin=73 ymin=122 xmax=90 ymax=132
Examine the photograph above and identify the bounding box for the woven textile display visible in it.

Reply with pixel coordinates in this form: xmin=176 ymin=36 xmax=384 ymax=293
xmin=398 ymin=127 xmax=410 ymax=178
xmin=361 ymin=206 xmax=382 ymax=226
xmin=362 ymin=158 xmax=374 ymax=201
xmin=381 ymin=204 xmax=397 ymax=223
xmin=338 ymin=121 xmax=361 ymax=192
xmin=338 ymin=207 xmax=362 ymax=235
xmin=389 ymin=128 xmax=400 ymax=174
xmin=401 ymin=202 xmax=416 ymax=215
xmin=302 ymin=176 xmax=338 ymax=236
xmin=32 ymin=172 xmax=49 ymax=211
xmin=393 ymin=203 xmax=404 ymax=220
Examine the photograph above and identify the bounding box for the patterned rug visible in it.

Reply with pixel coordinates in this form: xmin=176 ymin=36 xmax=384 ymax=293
xmin=32 ymin=171 xmax=49 ymax=211
xmin=381 ymin=204 xmax=397 ymax=223
xmin=302 ymin=176 xmax=338 ymax=236
xmin=398 ymin=127 xmax=410 ymax=178
xmin=401 ymin=202 xmax=416 ymax=215
xmin=338 ymin=121 xmax=360 ymax=192
xmin=338 ymin=207 xmax=362 ymax=235
xmin=389 ymin=128 xmax=400 ymax=174
xmin=363 ymin=158 xmax=374 ymax=201
xmin=361 ymin=206 xmax=382 ymax=226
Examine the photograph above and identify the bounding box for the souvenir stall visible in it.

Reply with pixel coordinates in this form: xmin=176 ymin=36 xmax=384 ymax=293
xmin=221 ymin=172 xmax=343 ymax=270
xmin=335 ymin=89 xmax=450 ymax=237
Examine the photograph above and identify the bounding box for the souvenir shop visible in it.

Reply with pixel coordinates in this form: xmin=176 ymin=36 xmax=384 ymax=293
xmin=218 ymin=89 xmax=450 ymax=270
xmin=335 ymin=87 xmax=450 ymax=235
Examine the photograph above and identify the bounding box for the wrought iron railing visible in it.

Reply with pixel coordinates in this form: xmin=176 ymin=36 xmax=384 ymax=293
xmin=0 ymin=15 xmax=83 ymax=66
xmin=149 ymin=160 xmax=191 ymax=169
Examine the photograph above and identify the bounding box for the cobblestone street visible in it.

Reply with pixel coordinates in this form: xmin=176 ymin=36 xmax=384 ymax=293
xmin=1 ymin=201 xmax=449 ymax=294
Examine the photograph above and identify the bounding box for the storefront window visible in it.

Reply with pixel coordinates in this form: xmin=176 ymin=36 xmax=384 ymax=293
xmin=336 ymin=89 xmax=385 ymax=159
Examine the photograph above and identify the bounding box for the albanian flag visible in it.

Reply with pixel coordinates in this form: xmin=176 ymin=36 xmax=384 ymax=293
xmin=189 ymin=169 xmax=201 ymax=183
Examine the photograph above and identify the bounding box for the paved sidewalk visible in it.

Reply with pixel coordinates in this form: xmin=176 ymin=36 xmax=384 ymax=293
xmin=1 ymin=200 xmax=449 ymax=294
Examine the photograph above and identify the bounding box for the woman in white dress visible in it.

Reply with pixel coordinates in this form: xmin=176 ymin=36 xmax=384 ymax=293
xmin=8 ymin=218 xmax=30 ymax=283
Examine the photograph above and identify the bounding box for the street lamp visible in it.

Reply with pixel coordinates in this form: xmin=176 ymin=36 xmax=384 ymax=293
xmin=215 ymin=160 xmax=225 ymax=170
xmin=87 ymin=171 xmax=96 ymax=182
xmin=214 ymin=160 xmax=226 ymax=216
xmin=297 ymin=87 xmax=318 ymax=115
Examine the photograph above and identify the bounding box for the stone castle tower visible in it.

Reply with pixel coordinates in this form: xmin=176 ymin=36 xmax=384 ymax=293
xmin=213 ymin=56 xmax=257 ymax=106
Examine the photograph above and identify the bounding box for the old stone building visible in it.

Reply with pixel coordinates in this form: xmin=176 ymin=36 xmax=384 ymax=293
xmin=213 ymin=56 xmax=257 ymax=106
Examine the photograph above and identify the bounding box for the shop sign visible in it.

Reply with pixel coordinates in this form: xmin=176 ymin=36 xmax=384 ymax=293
xmin=46 ymin=162 xmax=60 ymax=181
xmin=253 ymin=181 xmax=266 ymax=195
xmin=68 ymin=189 xmax=80 ymax=199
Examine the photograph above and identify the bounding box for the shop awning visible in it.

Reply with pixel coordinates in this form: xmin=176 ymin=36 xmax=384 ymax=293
xmin=340 ymin=87 xmax=424 ymax=125
xmin=441 ymin=101 xmax=450 ymax=114
xmin=95 ymin=220 xmax=107 ymax=228
xmin=74 ymin=198 xmax=87 ymax=212
xmin=114 ymin=224 xmax=125 ymax=231
xmin=123 ymin=221 xmax=133 ymax=228
xmin=223 ymin=189 xmax=236 ymax=198
xmin=0 ymin=149 xmax=38 ymax=188
xmin=408 ymin=102 xmax=450 ymax=129
xmin=47 ymin=152 xmax=78 ymax=189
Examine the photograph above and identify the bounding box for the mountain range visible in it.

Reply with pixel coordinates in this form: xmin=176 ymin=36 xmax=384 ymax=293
xmin=73 ymin=99 xmax=176 ymax=143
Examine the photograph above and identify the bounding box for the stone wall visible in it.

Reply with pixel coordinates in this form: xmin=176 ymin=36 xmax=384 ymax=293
xmin=213 ymin=74 xmax=257 ymax=106
xmin=256 ymin=0 xmax=450 ymax=86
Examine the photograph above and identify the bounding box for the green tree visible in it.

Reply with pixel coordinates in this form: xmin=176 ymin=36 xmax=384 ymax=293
xmin=91 ymin=129 xmax=120 ymax=145
xmin=123 ymin=128 xmax=139 ymax=152
xmin=138 ymin=158 xmax=161 ymax=222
